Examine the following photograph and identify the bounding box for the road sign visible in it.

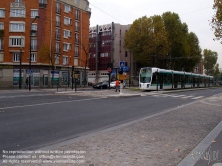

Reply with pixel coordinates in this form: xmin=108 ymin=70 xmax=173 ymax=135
xmin=28 ymin=70 xmax=33 ymax=74
xmin=119 ymin=61 xmax=125 ymax=66
xmin=107 ymin=67 xmax=112 ymax=73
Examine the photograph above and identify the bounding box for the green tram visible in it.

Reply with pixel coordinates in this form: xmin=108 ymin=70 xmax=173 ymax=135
xmin=139 ymin=67 xmax=214 ymax=90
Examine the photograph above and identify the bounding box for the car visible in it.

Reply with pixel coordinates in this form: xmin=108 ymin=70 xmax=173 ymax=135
xmin=110 ymin=81 xmax=126 ymax=89
xmin=92 ymin=82 xmax=109 ymax=89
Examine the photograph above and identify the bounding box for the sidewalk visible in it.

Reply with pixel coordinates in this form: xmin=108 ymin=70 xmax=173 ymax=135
xmin=1 ymin=88 xmax=222 ymax=166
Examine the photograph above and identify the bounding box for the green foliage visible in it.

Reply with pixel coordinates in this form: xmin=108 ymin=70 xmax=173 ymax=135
xmin=124 ymin=12 xmax=202 ymax=72
xmin=211 ymin=0 xmax=222 ymax=43
xmin=203 ymin=49 xmax=218 ymax=75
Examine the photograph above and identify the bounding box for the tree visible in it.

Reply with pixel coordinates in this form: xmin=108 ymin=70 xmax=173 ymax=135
xmin=211 ymin=0 xmax=222 ymax=43
xmin=213 ymin=63 xmax=220 ymax=81
xmin=183 ymin=32 xmax=202 ymax=72
xmin=203 ymin=49 xmax=218 ymax=75
xmin=39 ymin=43 xmax=59 ymax=87
xmin=162 ymin=12 xmax=190 ymax=70
xmin=124 ymin=15 xmax=169 ymax=68
xmin=79 ymin=41 xmax=90 ymax=87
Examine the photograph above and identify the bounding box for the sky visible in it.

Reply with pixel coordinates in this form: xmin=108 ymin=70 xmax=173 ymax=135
xmin=89 ymin=0 xmax=222 ymax=70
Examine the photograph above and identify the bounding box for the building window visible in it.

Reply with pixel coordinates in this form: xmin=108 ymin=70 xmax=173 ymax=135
xmin=75 ymin=33 xmax=78 ymax=43
xmin=63 ymin=56 xmax=68 ymax=65
xmin=55 ymin=42 xmax=60 ymax=53
xmin=55 ymin=28 xmax=60 ymax=39
xmin=0 ymin=53 xmax=3 ymax=62
xmin=31 ymin=39 xmax=37 ymax=51
xmin=31 ymin=10 xmax=38 ymax=18
xmin=10 ymin=22 xmax=25 ymax=32
xmin=39 ymin=0 xmax=47 ymax=8
xmin=56 ymin=2 xmax=61 ymax=13
xmin=64 ymin=5 xmax=71 ymax=13
xmin=56 ymin=15 xmax=60 ymax=26
xmin=75 ymin=0 xmax=79 ymax=4
xmin=63 ymin=43 xmax=71 ymax=51
xmin=125 ymin=51 xmax=128 ymax=57
xmin=31 ymin=24 xmax=37 ymax=36
xmin=13 ymin=53 xmax=20 ymax=62
xmin=75 ymin=46 xmax=78 ymax=56
xmin=9 ymin=37 xmax=24 ymax=47
xmin=15 ymin=0 xmax=22 ymax=2
xmin=64 ymin=17 xmax=72 ymax=25
xmin=55 ymin=54 xmax=59 ymax=64
xmin=100 ymin=53 xmax=104 ymax=57
xmin=0 ymin=39 xmax=3 ymax=50
xmin=31 ymin=53 xmax=37 ymax=62
xmin=75 ymin=21 xmax=79 ymax=31
xmin=0 ymin=23 xmax=4 ymax=30
xmin=63 ymin=30 xmax=71 ymax=38
xmin=10 ymin=9 xmax=25 ymax=17
xmin=0 ymin=9 xmax=5 ymax=17
xmin=76 ymin=10 xmax=80 ymax=19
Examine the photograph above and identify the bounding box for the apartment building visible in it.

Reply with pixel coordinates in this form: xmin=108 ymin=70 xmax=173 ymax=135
xmin=88 ymin=23 xmax=135 ymax=84
xmin=0 ymin=0 xmax=91 ymax=88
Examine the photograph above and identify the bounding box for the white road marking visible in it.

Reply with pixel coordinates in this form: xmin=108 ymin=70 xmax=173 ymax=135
xmin=181 ymin=96 xmax=194 ymax=98
xmin=0 ymin=94 xmax=52 ymax=99
xmin=0 ymin=97 xmax=104 ymax=110
xmin=191 ymin=96 xmax=204 ymax=100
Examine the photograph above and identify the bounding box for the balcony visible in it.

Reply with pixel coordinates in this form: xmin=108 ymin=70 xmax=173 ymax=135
xmin=39 ymin=0 xmax=47 ymax=8
xmin=10 ymin=2 xmax=25 ymax=8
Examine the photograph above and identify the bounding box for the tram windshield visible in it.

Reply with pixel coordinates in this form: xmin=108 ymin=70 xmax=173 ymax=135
xmin=140 ymin=68 xmax=152 ymax=83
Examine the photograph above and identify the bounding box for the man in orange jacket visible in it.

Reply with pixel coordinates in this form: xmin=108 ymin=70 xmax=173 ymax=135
xmin=115 ymin=79 xmax=120 ymax=92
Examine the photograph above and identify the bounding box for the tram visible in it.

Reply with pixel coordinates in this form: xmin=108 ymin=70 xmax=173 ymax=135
xmin=139 ymin=67 xmax=214 ymax=90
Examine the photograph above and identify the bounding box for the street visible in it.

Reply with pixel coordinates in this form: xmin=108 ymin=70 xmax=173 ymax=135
xmin=0 ymin=88 xmax=222 ymax=160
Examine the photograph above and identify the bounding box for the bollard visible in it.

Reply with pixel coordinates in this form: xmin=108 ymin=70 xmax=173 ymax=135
xmin=119 ymin=83 xmax=123 ymax=94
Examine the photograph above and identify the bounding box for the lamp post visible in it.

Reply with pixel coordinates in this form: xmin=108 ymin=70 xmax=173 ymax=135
xmin=29 ymin=15 xmax=40 ymax=91
xmin=19 ymin=35 xmax=22 ymax=89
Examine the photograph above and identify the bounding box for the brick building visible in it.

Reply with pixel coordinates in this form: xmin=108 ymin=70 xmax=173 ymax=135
xmin=0 ymin=0 xmax=91 ymax=88
xmin=88 ymin=23 xmax=136 ymax=84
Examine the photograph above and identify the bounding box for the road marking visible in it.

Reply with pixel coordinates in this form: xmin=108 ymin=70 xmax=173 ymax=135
xmin=0 ymin=97 xmax=104 ymax=110
xmin=181 ymin=96 xmax=194 ymax=98
xmin=191 ymin=96 xmax=204 ymax=100
xmin=0 ymin=94 xmax=52 ymax=99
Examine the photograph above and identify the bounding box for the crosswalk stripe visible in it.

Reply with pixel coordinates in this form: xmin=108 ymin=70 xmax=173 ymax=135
xmin=181 ymin=96 xmax=194 ymax=98
xmin=191 ymin=96 xmax=204 ymax=100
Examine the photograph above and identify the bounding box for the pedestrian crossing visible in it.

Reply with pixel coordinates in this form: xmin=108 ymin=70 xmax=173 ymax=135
xmin=146 ymin=93 xmax=205 ymax=100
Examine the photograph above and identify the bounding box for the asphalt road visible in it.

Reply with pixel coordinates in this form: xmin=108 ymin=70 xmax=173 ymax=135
xmin=0 ymin=88 xmax=222 ymax=157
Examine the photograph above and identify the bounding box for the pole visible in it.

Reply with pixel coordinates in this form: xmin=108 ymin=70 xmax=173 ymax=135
xmin=72 ymin=66 xmax=74 ymax=90
xmin=19 ymin=36 xmax=22 ymax=89
xmin=29 ymin=16 xmax=40 ymax=91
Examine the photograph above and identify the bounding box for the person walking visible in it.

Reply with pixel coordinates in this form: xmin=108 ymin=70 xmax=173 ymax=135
xmin=25 ymin=77 xmax=29 ymax=88
xmin=115 ymin=79 xmax=120 ymax=92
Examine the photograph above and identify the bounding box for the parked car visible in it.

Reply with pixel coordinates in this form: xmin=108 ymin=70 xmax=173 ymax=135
xmin=92 ymin=82 xmax=109 ymax=89
xmin=110 ymin=81 xmax=126 ymax=89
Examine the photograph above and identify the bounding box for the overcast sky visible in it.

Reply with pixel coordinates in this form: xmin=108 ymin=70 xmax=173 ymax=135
xmin=89 ymin=0 xmax=222 ymax=70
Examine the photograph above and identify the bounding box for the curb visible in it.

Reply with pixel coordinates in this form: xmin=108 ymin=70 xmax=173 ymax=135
xmin=178 ymin=120 xmax=222 ymax=166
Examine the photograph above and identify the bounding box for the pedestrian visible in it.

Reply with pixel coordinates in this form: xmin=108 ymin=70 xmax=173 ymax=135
xmin=26 ymin=77 xmax=28 ymax=88
xmin=115 ymin=79 xmax=120 ymax=92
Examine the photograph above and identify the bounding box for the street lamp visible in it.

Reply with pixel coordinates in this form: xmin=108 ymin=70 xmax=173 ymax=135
xmin=19 ymin=35 xmax=22 ymax=89
xmin=29 ymin=15 xmax=40 ymax=91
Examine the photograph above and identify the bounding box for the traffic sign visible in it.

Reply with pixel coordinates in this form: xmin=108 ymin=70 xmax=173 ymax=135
xmin=119 ymin=61 xmax=125 ymax=66
xmin=28 ymin=70 xmax=33 ymax=74
xmin=107 ymin=67 xmax=112 ymax=73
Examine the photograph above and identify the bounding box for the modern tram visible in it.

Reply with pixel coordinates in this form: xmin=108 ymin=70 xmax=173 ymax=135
xmin=139 ymin=67 xmax=214 ymax=90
